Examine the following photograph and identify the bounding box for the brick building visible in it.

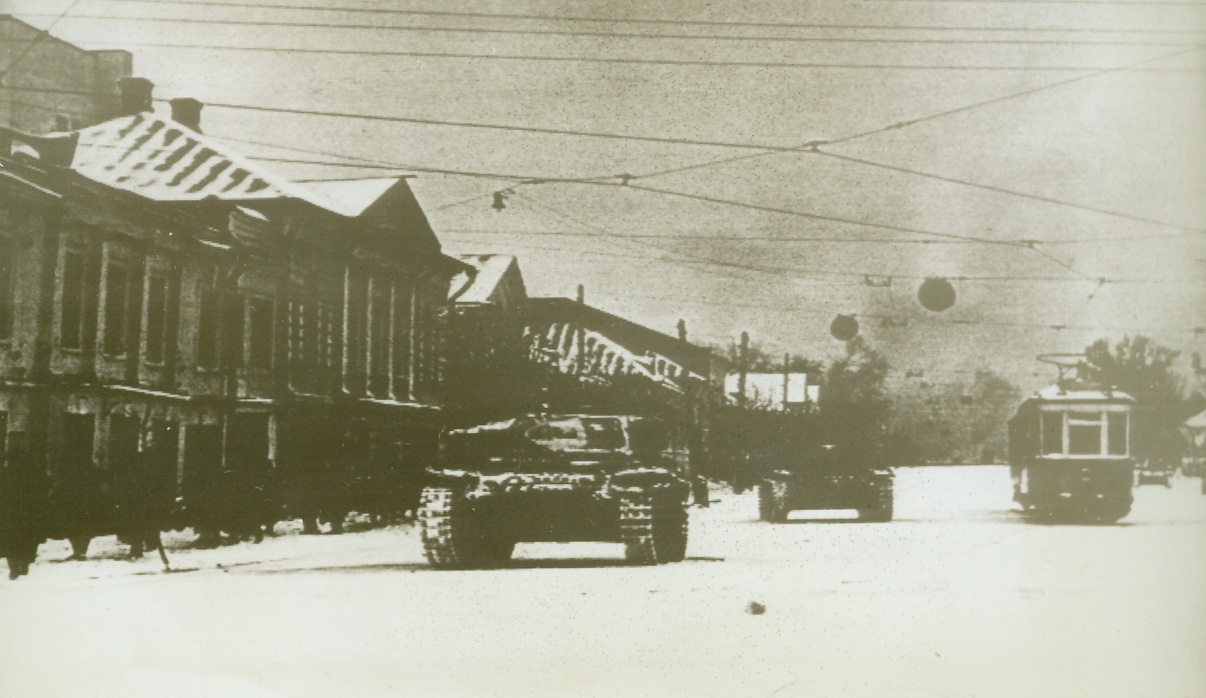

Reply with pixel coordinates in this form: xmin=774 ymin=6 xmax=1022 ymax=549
xmin=0 ymin=82 xmax=466 ymax=529
xmin=1 ymin=15 xmax=132 ymax=133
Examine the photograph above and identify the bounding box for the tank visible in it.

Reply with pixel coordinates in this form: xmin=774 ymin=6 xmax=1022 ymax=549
xmin=757 ymin=442 xmax=893 ymax=523
xmin=418 ymin=414 xmax=691 ymax=568
xmin=1008 ymin=383 xmax=1136 ymax=523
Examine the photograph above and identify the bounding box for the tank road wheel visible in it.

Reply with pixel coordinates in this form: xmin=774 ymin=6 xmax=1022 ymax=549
xmin=418 ymin=486 xmax=482 ymax=569
xmin=620 ymin=490 xmax=688 ymax=566
xmin=758 ymin=479 xmax=789 ymax=523
xmin=859 ymin=477 xmax=895 ymax=523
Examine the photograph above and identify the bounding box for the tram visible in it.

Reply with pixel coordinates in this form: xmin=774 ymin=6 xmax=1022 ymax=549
xmin=1007 ymin=355 xmax=1136 ymax=523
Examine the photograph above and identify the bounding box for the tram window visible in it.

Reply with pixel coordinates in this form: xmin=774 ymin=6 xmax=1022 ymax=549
xmin=1041 ymin=413 xmax=1062 ymax=455
xmin=1068 ymin=411 xmax=1105 ymax=455
xmin=1107 ymin=413 xmax=1128 ymax=456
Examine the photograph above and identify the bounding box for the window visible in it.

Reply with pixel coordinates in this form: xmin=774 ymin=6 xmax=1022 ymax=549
xmin=60 ymin=247 xmax=99 ymax=350
xmin=0 ymin=237 xmax=13 ymax=340
xmin=1040 ymin=410 xmax=1131 ymax=457
xmin=344 ymin=270 xmax=368 ymax=387
xmin=287 ymin=299 xmax=336 ymax=392
xmin=581 ymin=418 xmax=627 ymax=450
xmin=391 ymin=283 xmax=411 ymax=398
xmin=315 ymin=302 xmax=335 ymax=371
xmin=1067 ymin=411 xmax=1105 ymax=456
xmin=369 ymin=280 xmax=390 ymax=395
xmin=102 ymin=260 xmax=130 ymax=356
xmin=287 ymin=299 xmax=306 ymax=368
xmin=1107 ymin=412 xmax=1128 ymax=456
xmin=248 ymin=297 xmax=273 ymax=369
xmin=222 ymin=293 xmax=244 ymax=368
xmin=144 ymin=272 xmax=171 ymax=363
xmin=196 ymin=285 xmax=220 ymax=370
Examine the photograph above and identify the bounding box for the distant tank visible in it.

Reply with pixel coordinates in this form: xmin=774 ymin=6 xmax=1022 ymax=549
xmin=1008 ymin=379 xmax=1136 ymax=523
xmin=418 ymin=414 xmax=691 ymax=568
xmin=758 ymin=442 xmax=893 ymax=523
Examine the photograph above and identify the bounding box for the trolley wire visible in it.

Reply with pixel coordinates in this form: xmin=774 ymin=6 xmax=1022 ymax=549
xmin=12 ymin=11 xmax=1202 ymax=47
xmin=10 ymin=36 xmax=1200 ymax=73
xmin=77 ymin=0 xmax=1206 ymax=35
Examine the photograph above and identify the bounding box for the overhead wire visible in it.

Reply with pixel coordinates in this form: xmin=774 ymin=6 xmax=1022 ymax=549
xmin=11 ymin=36 xmax=1202 ymax=73
xmin=79 ymin=0 xmax=1206 ymax=35
xmin=4 ymin=84 xmax=1199 ymax=260
xmin=2 ymin=52 xmax=1198 ymax=285
xmin=624 ymin=42 xmax=1206 ymax=183
xmin=583 ymin=288 xmax=1205 ymax=335
xmin=813 ymin=152 xmax=1206 ymax=235
xmin=440 ymin=232 xmax=1180 ymax=285
xmin=10 ymin=11 xmax=1201 ymax=47
xmin=621 ymin=182 xmax=1029 ymax=248
xmin=439 ymin=228 xmax=1197 ymax=245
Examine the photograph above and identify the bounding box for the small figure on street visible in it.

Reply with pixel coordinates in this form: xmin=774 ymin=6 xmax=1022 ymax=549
xmin=49 ymin=458 xmax=113 ymax=560
xmin=117 ymin=438 xmax=172 ymax=571
xmin=0 ymin=435 xmax=49 ymax=580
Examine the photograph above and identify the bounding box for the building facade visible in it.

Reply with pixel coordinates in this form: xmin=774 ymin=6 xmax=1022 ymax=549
xmin=1 ymin=15 xmax=132 ymax=133
xmin=0 ymin=88 xmax=465 ymax=530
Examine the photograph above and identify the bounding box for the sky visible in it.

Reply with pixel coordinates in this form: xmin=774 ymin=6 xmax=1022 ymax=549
xmin=4 ymin=0 xmax=1206 ymax=393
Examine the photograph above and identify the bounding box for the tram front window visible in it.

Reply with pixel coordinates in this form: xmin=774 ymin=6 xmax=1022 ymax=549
xmin=1068 ymin=411 xmax=1105 ymax=455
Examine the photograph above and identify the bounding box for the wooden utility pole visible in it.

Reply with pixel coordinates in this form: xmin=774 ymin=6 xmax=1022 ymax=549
xmin=783 ymin=353 xmax=790 ymax=413
xmin=737 ymin=331 xmax=749 ymax=409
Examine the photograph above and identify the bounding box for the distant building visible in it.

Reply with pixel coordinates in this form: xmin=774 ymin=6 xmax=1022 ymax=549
xmin=0 ymin=82 xmax=465 ymax=522
xmin=526 ymin=297 xmax=726 ymax=390
xmin=0 ymin=15 xmax=132 ymax=132
xmin=449 ymin=254 xmax=527 ymax=312
xmin=724 ymin=372 xmax=819 ymax=411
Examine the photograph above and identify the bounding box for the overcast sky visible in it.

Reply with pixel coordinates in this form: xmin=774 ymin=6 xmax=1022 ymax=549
xmin=6 ymin=0 xmax=1206 ymax=391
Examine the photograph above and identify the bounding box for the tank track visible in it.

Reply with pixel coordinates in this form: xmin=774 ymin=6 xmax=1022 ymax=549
xmin=418 ymin=486 xmax=514 ymax=569
xmin=619 ymin=489 xmax=688 ymax=565
xmin=758 ymin=479 xmax=789 ymax=523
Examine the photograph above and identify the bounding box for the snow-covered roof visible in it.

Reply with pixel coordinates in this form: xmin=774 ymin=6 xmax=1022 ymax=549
xmin=449 ymin=254 xmax=522 ymax=304
xmin=1185 ymin=410 xmax=1206 ymax=429
xmin=303 ymin=178 xmax=404 ymax=218
xmin=65 ymin=113 xmax=397 ymax=217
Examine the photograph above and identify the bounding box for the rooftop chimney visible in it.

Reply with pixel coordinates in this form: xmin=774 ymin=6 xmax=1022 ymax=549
xmin=169 ymin=97 xmax=203 ymax=133
xmin=117 ymin=77 xmax=154 ymax=117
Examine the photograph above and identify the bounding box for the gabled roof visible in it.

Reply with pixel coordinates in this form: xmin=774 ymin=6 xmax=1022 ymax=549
xmin=69 ymin=113 xmax=319 ymax=206
xmin=50 ymin=112 xmax=401 ymax=217
xmin=529 ymin=297 xmax=718 ymax=378
xmin=303 ymin=177 xmax=404 ymax=218
xmin=449 ymin=254 xmax=525 ymax=305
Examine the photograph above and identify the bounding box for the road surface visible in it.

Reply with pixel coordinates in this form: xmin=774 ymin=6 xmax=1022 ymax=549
xmin=2 ymin=466 xmax=1203 ymax=698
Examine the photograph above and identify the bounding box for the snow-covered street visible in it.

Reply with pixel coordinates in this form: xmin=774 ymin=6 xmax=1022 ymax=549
xmin=3 ymin=466 xmax=1204 ymax=698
